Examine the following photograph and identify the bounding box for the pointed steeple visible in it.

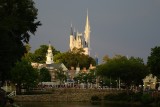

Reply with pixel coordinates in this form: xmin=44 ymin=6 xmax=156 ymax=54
xmin=46 ymin=42 xmax=53 ymax=64
xmin=84 ymin=9 xmax=91 ymax=55
xmin=84 ymin=9 xmax=90 ymax=42
xmin=70 ymin=23 xmax=73 ymax=35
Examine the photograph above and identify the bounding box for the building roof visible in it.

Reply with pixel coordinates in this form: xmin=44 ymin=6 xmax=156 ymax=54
xmin=46 ymin=63 xmax=68 ymax=71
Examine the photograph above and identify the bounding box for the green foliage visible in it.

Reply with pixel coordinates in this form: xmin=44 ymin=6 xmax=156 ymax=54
xmin=147 ymin=46 xmax=160 ymax=77
xmin=104 ymin=92 xmax=143 ymax=102
xmin=39 ymin=67 xmax=51 ymax=82
xmin=0 ymin=0 xmax=41 ymax=82
xmin=11 ymin=58 xmax=38 ymax=93
xmin=30 ymin=45 xmax=60 ymax=63
xmin=74 ymin=70 xmax=96 ymax=84
xmin=96 ymin=55 xmax=149 ymax=87
xmin=102 ymin=54 xmax=110 ymax=63
xmin=54 ymin=48 xmax=96 ymax=69
xmin=55 ymin=67 xmax=67 ymax=85
xmin=141 ymin=93 xmax=154 ymax=104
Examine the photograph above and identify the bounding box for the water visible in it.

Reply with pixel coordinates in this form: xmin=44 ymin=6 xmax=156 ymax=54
xmin=16 ymin=102 xmax=153 ymax=107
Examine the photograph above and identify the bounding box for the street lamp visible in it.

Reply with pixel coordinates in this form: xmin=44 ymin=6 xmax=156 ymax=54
xmin=78 ymin=80 xmax=80 ymax=88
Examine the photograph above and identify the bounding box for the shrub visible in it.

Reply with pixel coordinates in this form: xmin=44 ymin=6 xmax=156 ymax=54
xmin=104 ymin=94 xmax=116 ymax=101
xmin=104 ymin=92 xmax=143 ymax=102
xmin=131 ymin=92 xmax=143 ymax=102
xmin=141 ymin=93 xmax=154 ymax=104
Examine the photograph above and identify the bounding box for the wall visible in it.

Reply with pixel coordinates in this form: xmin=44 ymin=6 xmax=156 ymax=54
xmin=13 ymin=89 xmax=122 ymax=102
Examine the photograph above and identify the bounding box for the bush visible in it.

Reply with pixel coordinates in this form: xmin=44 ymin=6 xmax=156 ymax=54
xmin=91 ymin=95 xmax=101 ymax=101
xmin=104 ymin=94 xmax=119 ymax=101
xmin=131 ymin=92 xmax=143 ymax=102
xmin=141 ymin=93 xmax=154 ymax=104
xmin=104 ymin=92 xmax=143 ymax=102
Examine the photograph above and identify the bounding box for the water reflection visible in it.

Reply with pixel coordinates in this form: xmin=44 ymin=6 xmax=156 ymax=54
xmin=17 ymin=102 xmax=153 ymax=107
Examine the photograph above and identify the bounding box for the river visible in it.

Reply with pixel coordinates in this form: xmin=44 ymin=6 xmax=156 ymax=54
xmin=16 ymin=102 xmax=153 ymax=107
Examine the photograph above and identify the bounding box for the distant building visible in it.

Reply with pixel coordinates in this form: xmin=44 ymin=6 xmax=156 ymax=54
xmin=143 ymin=74 xmax=157 ymax=90
xmin=45 ymin=43 xmax=68 ymax=84
xmin=31 ymin=43 xmax=68 ymax=85
xmin=69 ymin=11 xmax=90 ymax=56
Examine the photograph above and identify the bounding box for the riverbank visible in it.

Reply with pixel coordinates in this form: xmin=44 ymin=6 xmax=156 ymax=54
xmin=10 ymin=89 xmax=160 ymax=107
xmin=12 ymin=88 xmax=123 ymax=102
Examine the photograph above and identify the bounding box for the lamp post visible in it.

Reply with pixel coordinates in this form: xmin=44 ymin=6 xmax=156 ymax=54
xmin=115 ymin=80 xmax=118 ymax=89
xmin=78 ymin=80 xmax=79 ymax=88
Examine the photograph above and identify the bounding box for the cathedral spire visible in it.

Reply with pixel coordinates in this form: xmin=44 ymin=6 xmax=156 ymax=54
xmin=84 ymin=9 xmax=91 ymax=55
xmin=70 ymin=23 xmax=73 ymax=36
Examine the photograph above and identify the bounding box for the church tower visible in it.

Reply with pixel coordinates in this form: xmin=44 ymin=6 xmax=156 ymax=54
xmin=46 ymin=42 xmax=54 ymax=64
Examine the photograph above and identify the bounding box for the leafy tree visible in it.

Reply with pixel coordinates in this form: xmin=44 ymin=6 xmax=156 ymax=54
xmin=30 ymin=45 xmax=60 ymax=63
xmin=74 ymin=69 xmax=96 ymax=84
xmin=54 ymin=48 xmax=96 ymax=69
xmin=55 ymin=67 xmax=67 ymax=85
xmin=147 ymin=46 xmax=160 ymax=78
xmin=0 ymin=0 xmax=41 ymax=84
xmin=102 ymin=54 xmax=110 ymax=63
xmin=96 ymin=55 xmax=149 ymax=88
xmin=39 ymin=67 xmax=51 ymax=82
xmin=11 ymin=58 xmax=38 ymax=93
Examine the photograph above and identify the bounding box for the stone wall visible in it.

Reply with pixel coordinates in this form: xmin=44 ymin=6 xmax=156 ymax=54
xmin=13 ymin=89 xmax=122 ymax=102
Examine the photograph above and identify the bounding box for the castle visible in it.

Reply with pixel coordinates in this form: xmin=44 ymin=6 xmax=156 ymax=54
xmin=69 ymin=11 xmax=90 ymax=56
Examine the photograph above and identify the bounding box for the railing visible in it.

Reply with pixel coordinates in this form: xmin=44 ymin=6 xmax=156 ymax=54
xmin=7 ymin=91 xmax=16 ymax=97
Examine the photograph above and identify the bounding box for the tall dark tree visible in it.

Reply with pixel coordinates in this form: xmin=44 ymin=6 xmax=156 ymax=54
xmin=147 ymin=46 xmax=160 ymax=78
xmin=11 ymin=58 xmax=38 ymax=93
xmin=39 ymin=67 xmax=51 ymax=82
xmin=0 ymin=0 xmax=41 ymax=84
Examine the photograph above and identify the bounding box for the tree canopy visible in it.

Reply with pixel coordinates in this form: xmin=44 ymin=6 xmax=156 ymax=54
xmin=147 ymin=46 xmax=160 ymax=78
xmin=96 ymin=55 xmax=149 ymax=87
xmin=11 ymin=58 xmax=38 ymax=93
xmin=0 ymin=0 xmax=41 ymax=83
xmin=39 ymin=67 xmax=51 ymax=82
xmin=55 ymin=67 xmax=67 ymax=85
xmin=28 ymin=45 xmax=60 ymax=63
xmin=54 ymin=48 xmax=96 ymax=69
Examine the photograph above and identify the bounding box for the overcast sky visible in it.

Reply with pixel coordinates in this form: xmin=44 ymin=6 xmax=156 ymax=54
xmin=30 ymin=0 xmax=160 ymax=64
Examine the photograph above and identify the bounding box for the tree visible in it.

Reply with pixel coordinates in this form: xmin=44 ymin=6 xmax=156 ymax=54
xmin=102 ymin=54 xmax=110 ymax=63
xmin=55 ymin=67 xmax=67 ymax=85
xmin=39 ymin=67 xmax=51 ymax=82
xmin=30 ymin=45 xmax=60 ymax=63
xmin=54 ymin=48 xmax=96 ymax=69
xmin=147 ymin=46 xmax=160 ymax=78
xmin=0 ymin=0 xmax=41 ymax=84
xmin=96 ymin=55 xmax=149 ymax=88
xmin=10 ymin=58 xmax=38 ymax=93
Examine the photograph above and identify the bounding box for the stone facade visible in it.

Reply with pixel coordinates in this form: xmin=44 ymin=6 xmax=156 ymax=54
xmin=13 ymin=89 xmax=122 ymax=102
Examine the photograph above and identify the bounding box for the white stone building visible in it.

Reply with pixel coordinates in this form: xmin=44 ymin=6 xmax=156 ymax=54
xmin=69 ymin=11 xmax=90 ymax=56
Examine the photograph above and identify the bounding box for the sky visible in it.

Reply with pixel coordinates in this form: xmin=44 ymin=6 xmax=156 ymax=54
xmin=30 ymin=0 xmax=160 ymax=64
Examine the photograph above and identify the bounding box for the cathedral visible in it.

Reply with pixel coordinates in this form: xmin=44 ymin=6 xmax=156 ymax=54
xmin=69 ymin=11 xmax=91 ymax=56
